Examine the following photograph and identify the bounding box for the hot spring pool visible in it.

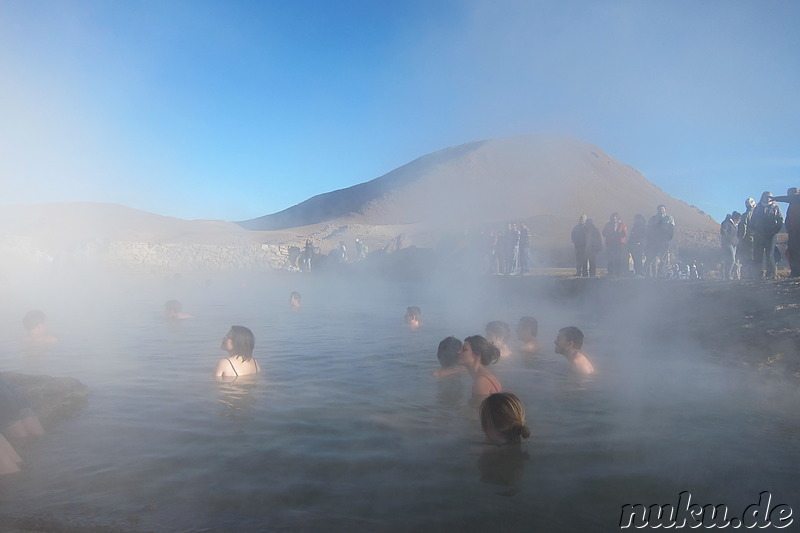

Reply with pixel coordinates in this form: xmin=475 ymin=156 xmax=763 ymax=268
xmin=0 ymin=270 xmax=797 ymax=532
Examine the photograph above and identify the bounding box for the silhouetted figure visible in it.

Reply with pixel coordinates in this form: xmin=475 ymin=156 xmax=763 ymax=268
xmin=337 ymin=241 xmax=348 ymax=263
xmin=602 ymin=212 xmax=628 ymax=276
xmin=302 ymin=240 xmax=314 ymax=272
xmin=720 ymin=212 xmax=741 ymax=280
xmin=571 ymin=214 xmax=589 ymax=277
xmin=645 ymin=204 xmax=675 ymax=277
xmin=751 ymin=191 xmax=783 ymax=280
xmin=355 ymin=239 xmax=368 ymax=261
xmin=771 ymin=188 xmax=800 ymax=277
xmin=737 ymin=198 xmax=757 ymax=279
xmin=628 ymin=214 xmax=647 ymax=277
xmin=519 ymin=223 xmax=531 ymax=274
xmin=585 ymin=219 xmax=602 ymax=277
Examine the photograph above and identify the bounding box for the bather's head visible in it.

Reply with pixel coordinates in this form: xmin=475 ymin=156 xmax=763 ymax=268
xmin=485 ymin=321 xmax=510 ymax=346
xmin=480 ymin=392 xmax=531 ymax=444
xmin=461 ymin=335 xmax=501 ymax=367
xmin=22 ymin=310 xmax=46 ymax=332
xmin=516 ymin=316 xmax=538 ymax=342
xmin=222 ymin=326 xmax=255 ymax=361
xmin=405 ymin=306 xmax=421 ymax=328
xmin=437 ymin=336 xmax=463 ymax=368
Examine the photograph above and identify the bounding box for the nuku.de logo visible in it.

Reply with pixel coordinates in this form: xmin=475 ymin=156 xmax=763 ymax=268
xmin=619 ymin=491 xmax=793 ymax=529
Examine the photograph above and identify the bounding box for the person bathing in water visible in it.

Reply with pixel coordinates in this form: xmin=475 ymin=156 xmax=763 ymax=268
xmin=164 ymin=300 xmax=192 ymax=321
xmin=479 ymin=392 xmax=531 ymax=445
xmin=22 ymin=310 xmax=58 ymax=345
xmin=459 ymin=335 xmax=502 ymax=404
xmin=404 ymin=306 xmax=421 ymax=330
xmin=554 ymin=326 xmax=594 ymax=375
xmin=485 ymin=321 xmax=512 ymax=358
xmin=214 ymin=326 xmax=260 ymax=379
xmin=515 ymin=316 xmax=539 ymax=354
xmin=431 ymin=336 xmax=463 ymax=378
xmin=289 ymin=291 xmax=301 ymax=310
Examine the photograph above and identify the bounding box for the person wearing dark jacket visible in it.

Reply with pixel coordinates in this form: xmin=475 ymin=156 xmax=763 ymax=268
xmin=720 ymin=212 xmax=741 ymax=280
xmin=627 ymin=214 xmax=647 ymax=277
xmin=751 ymin=191 xmax=783 ymax=280
xmin=771 ymin=188 xmax=800 ymax=277
xmin=645 ymin=205 xmax=675 ymax=277
xmin=585 ymin=219 xmax=602 ymax=277
xmin=571 ymin=215 xmax=589 ymax=277
xmin=737 ymin=198 xmax=757 ymax=279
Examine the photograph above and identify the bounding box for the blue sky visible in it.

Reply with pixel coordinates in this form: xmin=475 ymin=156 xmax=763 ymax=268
xmin=1 ymin=0 xmax=798 ymax=223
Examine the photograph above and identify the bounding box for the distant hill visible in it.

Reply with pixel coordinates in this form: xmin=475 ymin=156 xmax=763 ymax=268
xmin=0 ymin=202 xmax=255 ymax=257
xmin=237 ymin=135 xmax=719 ymax=248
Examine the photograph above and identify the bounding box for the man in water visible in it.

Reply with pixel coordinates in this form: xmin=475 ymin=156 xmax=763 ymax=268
xmin=289 ymin=292 xmax=301 ymax=310
xmin=554 ymin=326 xmax=594 ymax=374
xmin=404 ymin=306 xmax=421 ymax=330
xmin=645 ymin=204 xmax=675 ymax=277
xmin=771 ymin=188 xmax=800 ymax=277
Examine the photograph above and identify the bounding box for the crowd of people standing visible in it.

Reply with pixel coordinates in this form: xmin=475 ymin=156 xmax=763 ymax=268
xmin=571 ymin=204 xmax=675 ymax=278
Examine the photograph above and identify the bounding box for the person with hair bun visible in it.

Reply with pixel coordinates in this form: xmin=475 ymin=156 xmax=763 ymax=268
xmin=479 ymin=392 xmax=531 ymax=445
xmin=214 ymin=326 xmax=260 ymax=378
xmin=459 ymin=335 xmax=502 ymax=403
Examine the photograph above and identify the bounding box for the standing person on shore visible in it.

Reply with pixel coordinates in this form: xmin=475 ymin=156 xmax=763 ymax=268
xmin=645 ymin=205 xmax=675 ymax=277
xmin=770 ymin=188 xmax=800 ymax=277
xmin=751 ymin=191 xmax=783 ymax=280
xmin=737 ymin=198 xmax=757 ymax=279
xmin=571 ymin=215 xmax=589 ymax=277
xmin=585 ymin=219 xmax=602 ymax=277
xmin=720 ymin=212 xmax=741 ymax=280
xmin=602 ymin=212 xmax=628 ymax=276
xmin=628 ymin=214 xmax=647 ymax=277
xmin=519 ymin=223 xmax=531 ymax=274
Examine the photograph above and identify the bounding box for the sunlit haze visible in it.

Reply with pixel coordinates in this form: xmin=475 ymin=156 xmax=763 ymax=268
xmin=1 ymin=0 xmax=797 ymax=223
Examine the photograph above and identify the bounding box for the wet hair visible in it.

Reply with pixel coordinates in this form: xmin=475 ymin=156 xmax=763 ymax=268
xmin=437 ymin=336 xmax=462 ymax=368
xmin=517 ymin=316 xmax=538 ymax=337
xmin=22 ymin=310 xmax=45 ymax=331
xmin=227 ymin=326 xmax=255 ymax=361
xmin=485 ymin=321 xmax=510 ymax=343
xmin=290 ymin=291 xmax=301 ymax=301
xmin=558 ymin=326 xmax=584 ymax=350
xmin=480 ymin=392 xmax=531 ymax=444
xmin=165 ymin=300 xmax=181 ymax=314
xmin=406 ymin=306 xmax=421 ymax=319
xmin=464 ymin=335 xmax=501 ymax=366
